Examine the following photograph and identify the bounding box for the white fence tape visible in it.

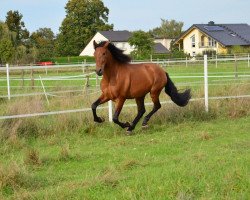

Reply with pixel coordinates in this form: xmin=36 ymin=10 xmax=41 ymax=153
xmin=0 ymin=95 xmax=249 ymax=120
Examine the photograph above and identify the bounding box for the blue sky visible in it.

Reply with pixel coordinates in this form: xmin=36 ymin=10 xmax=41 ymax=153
xmin=0 ymin=0 xmax=249 ymax=34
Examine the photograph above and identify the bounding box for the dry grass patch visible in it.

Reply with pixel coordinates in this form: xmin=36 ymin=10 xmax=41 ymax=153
xmin=0 ymin=162 xmax=35 ymax=196
xmin=25 ymin=148 xmax=41 ymax=166
xmin=199 ymin=132 xmax=212 ymax=141
xmin=121 ymin=159 xmax=141 ymax=170
xmin=59 ymin=143 xmax=71 ymax=161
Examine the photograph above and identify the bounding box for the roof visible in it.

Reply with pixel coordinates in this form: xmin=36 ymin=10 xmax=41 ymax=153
xmin=154 ymin=43 xmax=170 ymax=54
xmin=175 ymin=23 xmax=250 ymax=46
xmin=99 ymin=30 xmax=132 ymax=42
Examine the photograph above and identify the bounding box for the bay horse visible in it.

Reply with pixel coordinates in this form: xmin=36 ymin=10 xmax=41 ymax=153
xmin=91 ymin=40 xmax=191 ymax=133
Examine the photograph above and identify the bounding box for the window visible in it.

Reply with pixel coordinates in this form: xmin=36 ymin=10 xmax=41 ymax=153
xmin=191 ymin=35 xmax=195 ymax=48
xmin=201 ymin=35 xmax=205 ymax=47
xmin=208 ymin=37 xmax=217 ymax=47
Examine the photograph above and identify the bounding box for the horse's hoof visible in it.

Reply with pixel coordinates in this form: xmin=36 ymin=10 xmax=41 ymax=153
xmin=126 ymin=129 xmax=133 ymax=136
xmin=94 ymin=117 xmax=105 ymax=123
xmin=124 ymin=122 xmax=131 ymax=128
xmin=142 ymin=124 xmax=149 ymax=129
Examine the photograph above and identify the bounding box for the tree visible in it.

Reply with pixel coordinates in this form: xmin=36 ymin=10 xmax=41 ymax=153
xmin=0 ymin=22 xmax=15 ymax=63
xmin=56 ymin=0 xmax=113 ymax=56
xmin=30 ymin=28 xmax=55 ymax=60
xmin=150 ymin=19 xmax=184 ymax=39
xmin=5 ymin=10 xmax=29 ymax=46
xmin=0 ymin=38 xmax=14 ymax=63
xmin=128 ymin=30 xmax=154 ymax=59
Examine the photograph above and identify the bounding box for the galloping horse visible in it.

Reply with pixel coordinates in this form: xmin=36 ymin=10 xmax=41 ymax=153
xmin=91 ymin=40 xmax=191 ymax=132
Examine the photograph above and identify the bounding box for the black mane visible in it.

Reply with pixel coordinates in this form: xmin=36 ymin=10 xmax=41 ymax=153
xmin=95 ymin=41 xmax=131 ymax=64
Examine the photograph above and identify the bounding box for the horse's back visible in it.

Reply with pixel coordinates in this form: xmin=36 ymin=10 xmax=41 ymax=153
xmin=125 ymin=63 xmax=167 ymax=97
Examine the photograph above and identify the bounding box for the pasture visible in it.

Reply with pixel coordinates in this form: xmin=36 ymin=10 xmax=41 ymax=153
xmin=0 ymin=57 xmax=249 ymax=199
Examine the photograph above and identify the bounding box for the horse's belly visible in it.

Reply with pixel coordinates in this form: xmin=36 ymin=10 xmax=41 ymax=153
xmin=129 ymin=79 xmax=152 ymax=98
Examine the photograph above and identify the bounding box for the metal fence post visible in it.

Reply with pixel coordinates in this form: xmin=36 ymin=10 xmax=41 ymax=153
xmin=204 ymin=55 xmax=208 ymax=112
xmin=108 ymin=100 xmax=113 ymax=122
xmin=6 ymin=63 xmax=11 ymax=100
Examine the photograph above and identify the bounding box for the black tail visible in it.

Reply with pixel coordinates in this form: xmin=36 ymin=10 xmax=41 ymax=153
xmin=165 ymin=73 xmax=191 ymax=107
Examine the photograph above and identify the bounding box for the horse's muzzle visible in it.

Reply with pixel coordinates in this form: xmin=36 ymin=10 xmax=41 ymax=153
xmin=96 ymin=68 xmax=103 ymax=76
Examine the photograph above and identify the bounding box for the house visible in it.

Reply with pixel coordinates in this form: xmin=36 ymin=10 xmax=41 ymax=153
xmin=80 ymin=30 xmax=170 ymax=56
xmin=174 ymin=22 xmax=250 ymax=56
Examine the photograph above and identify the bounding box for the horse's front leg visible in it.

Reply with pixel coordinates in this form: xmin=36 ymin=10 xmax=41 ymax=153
xmin=92 ymin=94 xmax=109 ymax=123
xmin=113 ymin=98 xmax=130 ymax=128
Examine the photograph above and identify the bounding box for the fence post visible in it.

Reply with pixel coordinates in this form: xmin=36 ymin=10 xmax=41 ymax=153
xmin=204 ymin=55 xmax=208 ymax=112
xmin=82 ymin=61 xmax=85 ymax=73
xmin=6 ymin=63 xmax=11 ymax=100
xmin=108 ymin=100 xmax=113 ymax=122
xmin=31 ymin=68 xmax=34 ymax=89
xmin=215 ymin=54 xmax=218 ymax=68
xmin=21 ymin=69 xmax=24 ymax=88
xmin=85 ymin=75 xmax=90 ymax=87
xmin=234 ymin=54 xmax=238 ymax=79
xmin=39 ymin=75 xmax=49 ymax=105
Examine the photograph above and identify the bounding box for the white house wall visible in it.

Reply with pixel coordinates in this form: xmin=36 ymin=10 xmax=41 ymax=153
xmin=183 ymin=29 xmax=217 ymax=56
xmin=113 ymin=42 xmax=135 ymax=54
xmin=79 ymin=32 xmax=108 ymax=56
xmin=154 ymin=38 xmax=172 ymax=50
xmin=80 ymin=34 xmax=135 ymax=56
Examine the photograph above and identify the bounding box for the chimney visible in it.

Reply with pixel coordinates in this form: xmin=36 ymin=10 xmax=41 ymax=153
xmin=208 ymin=21 xmax=215 ymax=26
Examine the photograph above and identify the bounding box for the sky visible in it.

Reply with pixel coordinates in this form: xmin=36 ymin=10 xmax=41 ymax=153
xmin=0 ymin=0 xmax=250 ymax=34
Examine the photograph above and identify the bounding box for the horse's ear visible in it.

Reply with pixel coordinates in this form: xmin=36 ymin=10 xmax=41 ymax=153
xmin=93 ymin=40 xmax=98 ymax=49
xmin=104 ymin=41 xmax=109 ymax=48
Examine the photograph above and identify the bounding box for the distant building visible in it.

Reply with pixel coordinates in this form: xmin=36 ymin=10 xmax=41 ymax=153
xmin=80 ymin=30 xmax=170 ymax=56
xmin=174 ymin=22 xmax=250 ymax=56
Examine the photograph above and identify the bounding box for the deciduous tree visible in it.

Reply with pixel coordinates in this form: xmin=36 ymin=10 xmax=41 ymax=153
xmin=0 ymin=38 xmax=14 ymax=63
xmin=150 ymin=19 xmax=184 ymax=39
xmin=128 ymin=30 xmax=154 ymax=59
xmin=5 ymin=10 xmax=29 ymax=46
xmin=30 ymin=28 xmax=55 ymax=60
xmin=56 ymin=0 xmax=113 ymax=56
xmin=0 ymin=22 xmax=15 ymax=63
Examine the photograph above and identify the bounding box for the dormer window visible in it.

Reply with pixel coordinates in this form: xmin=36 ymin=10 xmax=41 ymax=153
xmin=191 ymin=35 xmax=195 ymax=48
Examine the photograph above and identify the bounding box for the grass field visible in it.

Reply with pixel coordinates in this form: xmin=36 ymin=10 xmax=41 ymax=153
xmin=0 ymin=109 xmax=249 ymax=199
xmin=0 ymin=60 xmax=250 ymax=199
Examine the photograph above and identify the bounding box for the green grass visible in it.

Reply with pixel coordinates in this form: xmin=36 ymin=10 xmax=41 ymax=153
xmin=0 ymin=114 xmax=249 ymax=199
xmin=0 ymin=60 xmax=249 ymax=199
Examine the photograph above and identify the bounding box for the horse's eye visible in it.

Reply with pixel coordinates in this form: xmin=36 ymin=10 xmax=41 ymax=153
xmin=103 ymin=53 xmax=106 ymax=56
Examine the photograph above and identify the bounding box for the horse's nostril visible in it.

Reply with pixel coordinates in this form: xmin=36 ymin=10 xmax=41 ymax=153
xmin=96 ymin=68 xmax=103 ymax=76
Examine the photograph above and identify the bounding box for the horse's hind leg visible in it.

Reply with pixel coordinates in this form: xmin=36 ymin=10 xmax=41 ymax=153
xmin=113 ymin=98 xmax=130 ymax=129
xmin=127 ymin=97 xmax=146 ymax=132
xmin=142 ymin=91 xmax=161 ymax=127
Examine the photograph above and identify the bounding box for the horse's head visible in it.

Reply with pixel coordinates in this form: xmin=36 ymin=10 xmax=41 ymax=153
xmin=93 ymin=40 xmax=109 ymax=76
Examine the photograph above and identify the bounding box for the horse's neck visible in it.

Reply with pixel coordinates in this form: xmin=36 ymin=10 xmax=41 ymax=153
xmin=103 ymin=58 xmax=120 ymax=81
